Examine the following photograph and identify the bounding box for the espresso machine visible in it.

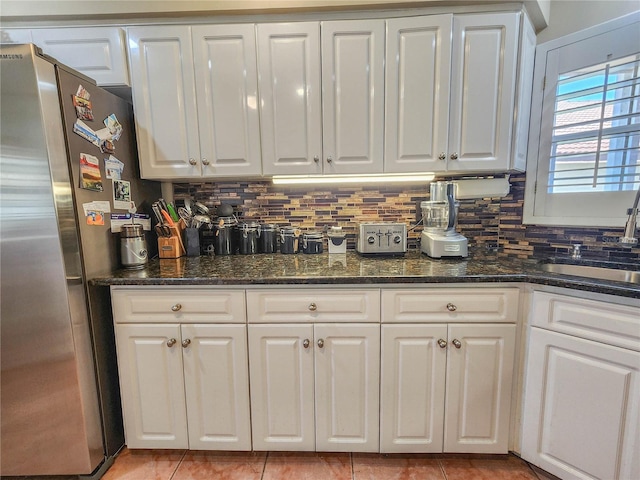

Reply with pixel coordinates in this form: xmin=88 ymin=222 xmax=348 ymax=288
xmin=420 ymin=181 xmax=468 ymax=258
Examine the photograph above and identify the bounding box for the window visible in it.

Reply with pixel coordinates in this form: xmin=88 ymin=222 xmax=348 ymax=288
xmin=524 ymin=12 xmax=640 ymax=227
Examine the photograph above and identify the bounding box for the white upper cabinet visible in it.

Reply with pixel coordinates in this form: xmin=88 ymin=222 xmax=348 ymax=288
xmin=257 ymin=22 xmax=323 ymax=176
xmin=258 ymin=19 xmax=384 ymax=175
xmin=31 ymin=27 xmax=129 ymax=86
xmin=128 ymin=26 xmax=200 ymax=179
xmin=385 ymin=15 xmax=452 ymax=173
xmin=385 ymin=12 xmax=532 ymax=174
xmin=321 ymin=20 xmax=385 ymax=174
xmin=192 ymin=24 xmax=262 ymax=177
xmin=129 ymin=24 xmax=261 ymax=180
xmin=448 ymin=13 xmax=519 ymax=172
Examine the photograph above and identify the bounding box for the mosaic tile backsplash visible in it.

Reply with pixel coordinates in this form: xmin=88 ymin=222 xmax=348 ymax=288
xmin=174 ymin=173 xmax=639 ymax=262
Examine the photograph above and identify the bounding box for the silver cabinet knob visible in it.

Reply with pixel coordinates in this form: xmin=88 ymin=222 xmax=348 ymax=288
xmin=171 ymin=303 xmax=182 ymax=312
xmin=438 ymin=153 xmax=446 ymax=161
xmin=308 ymin=303 xmax=317 ymax=311
xmin=452 ymin=339 xmax=462 ymax=349
xmin=302 ymin=339 xmax=310 ymax=349
xmin=317 ymin=338 xmax=324 ymax=348
xmin=326 ymin=156 xmax=333 ymax=164
xmin=437 ymin=338 xmax=447 ymax=349
xmin=314 ymin=156 xmax=320 ymax=163
xmin=189 ymin=158 xmax=197 ymax=166
xmin=166 ymin=338 xmax=177 ymax=347
xmin=446 ymin=303 xmax=457 ymax=312
xmin=182 ymin=338 xmax=191 ymax=348
xmin=450 ymin=153 xmax=458 ymax=160
xmin=202 ymin=158 xmax=210 ymax=166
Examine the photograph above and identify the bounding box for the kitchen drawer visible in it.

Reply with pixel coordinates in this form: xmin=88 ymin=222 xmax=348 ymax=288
xmin=381 ymin=288 xmax=519 ymax=323
xmin=530 ymin=291 xmax=640 ymax=352
xmin=111 ymin=287 xmax=246 ymax=323
xmin=246 ymin=289 xmax=380 ymax=323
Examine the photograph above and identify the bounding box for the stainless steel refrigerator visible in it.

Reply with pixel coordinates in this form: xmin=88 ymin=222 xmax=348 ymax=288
xmin=0 ymin=44 xmax=161 ymax=477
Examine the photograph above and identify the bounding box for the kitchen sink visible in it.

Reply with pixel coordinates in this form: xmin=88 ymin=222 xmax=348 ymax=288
xmin=541 ymin=263 xmax=640 ymax=285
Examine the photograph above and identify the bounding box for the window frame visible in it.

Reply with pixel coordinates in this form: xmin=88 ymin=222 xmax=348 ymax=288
xmin=523 ymin=11 xmax=640 ymax=228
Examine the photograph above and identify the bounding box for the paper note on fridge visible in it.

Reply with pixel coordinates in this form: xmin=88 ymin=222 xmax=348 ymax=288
xmin=104 ymin=155 xmax=124 ymax=180
xmin=73 ymin=119 xmax=101 ymax=147
xmin=79 ymin=153 xmax=103 ymax=192
xmin=82 ymin=201 xmax=111 ymax=216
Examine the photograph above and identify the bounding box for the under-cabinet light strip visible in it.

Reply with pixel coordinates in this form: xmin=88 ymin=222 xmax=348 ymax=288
xmin=272 ymin=173 xmax=436 ymax=185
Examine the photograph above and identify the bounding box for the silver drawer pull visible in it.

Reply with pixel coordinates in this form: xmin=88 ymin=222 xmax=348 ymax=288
xmin=182 ymin=338 xmax=191 ymax=348
xmin=302 ymin=339 xmax=310 ymax=349
xmin=308 ymin=303 xmax=317 ymax=311
xmin=166 ymin=338 xmax=177 ymax=348
xmin=437 ymin=339 xmax=447 ymax=349
xmin=452 ymin=339 xmax=462 ymax=349
xmin=317 ymin=338 xmax=324 ymax=349
xmin=171 ymin=303 xmax=182 ymax=312
xmin=446 ymin=303 xmax=457 ymax=312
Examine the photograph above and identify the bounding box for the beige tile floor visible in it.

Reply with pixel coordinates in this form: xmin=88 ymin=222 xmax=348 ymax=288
xmin=100 ymin=448 xmax=561 ymax=480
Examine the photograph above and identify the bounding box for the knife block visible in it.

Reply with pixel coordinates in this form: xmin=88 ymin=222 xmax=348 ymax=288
xmin=158 ymin=222 xmax=185 ymax=258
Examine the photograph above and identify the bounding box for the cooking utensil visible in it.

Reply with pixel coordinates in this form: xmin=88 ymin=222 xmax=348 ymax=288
xmin=167 ymin=203 xmax=179 ymax=222
xmin=161 ymin=209 xmax=175 ymax=226
xmin=217 ymin=203 xmax=234 ymax=217
xmin=178 ymin=207 xmax=193 ymax=227
xmin=193 ymin=202 xmax=209 ymax=215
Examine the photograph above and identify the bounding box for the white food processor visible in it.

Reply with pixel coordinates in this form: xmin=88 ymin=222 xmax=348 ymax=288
xmin=420 ymin=181 xmax=468 ymax=258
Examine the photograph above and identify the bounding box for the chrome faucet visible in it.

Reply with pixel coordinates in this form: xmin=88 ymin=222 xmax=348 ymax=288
xmin=621 ymin=185 xmax=640 ymax=246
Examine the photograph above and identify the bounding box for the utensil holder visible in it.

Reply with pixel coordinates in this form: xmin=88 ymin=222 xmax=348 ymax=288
xmin=184 ymin=227 xmax=200 ymax=257
xmin=158 ymin=222 xmax=186 ymax=258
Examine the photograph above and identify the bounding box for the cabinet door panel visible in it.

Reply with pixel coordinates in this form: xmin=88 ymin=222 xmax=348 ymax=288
xmin=258 ymin=23 xmax=322 ymax=175
xmin=385 ymin=15 xmax=451 ymax=173
xmin=128 ymin=26 xmax=200 ymax=178
xmin=522 ymin=328 xmax=640 ymax=480
xmin=380 ymin=324 xmax=447 ymax=453
xmin=444 ymin=324 xmax=515 ymax=453
xmin=192 ymin=24 xmax=262 ymax=177
xmin=448 ymin=13 xmax=518 ymax=172
xmin=32 ymin=27 xmax=129 ymax=85
xmin=115 ymin=324 xmax=188 ymax=449
xmin=248 ymin=324 xmax=315 ymax=450
xmin=314 ymin=324 xmax=380 ymax=452
xmin=182 ymin=324 xmax=251 ymax=450
xmin=321 ymin=20 xmax=384 ymax=174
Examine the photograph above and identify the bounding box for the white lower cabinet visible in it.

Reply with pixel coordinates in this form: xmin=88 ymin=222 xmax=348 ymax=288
xmin=380 ymin=323 xmax=516 ymax=453
xmin=112 ymin=288 xmax=251 ymax=450
xmin=522 ymin=291 xmax=640 ymax=480
xmin=248 ymin=323 xmax=380 ymax=452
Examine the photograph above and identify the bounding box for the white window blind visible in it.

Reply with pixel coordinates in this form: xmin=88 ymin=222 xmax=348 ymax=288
xmin=548 ymin=53 xmax=640 ymax=193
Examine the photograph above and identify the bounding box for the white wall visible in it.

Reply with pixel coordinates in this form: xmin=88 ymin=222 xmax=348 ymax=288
xmin=536 ymin=0 xmax=638 ymax=43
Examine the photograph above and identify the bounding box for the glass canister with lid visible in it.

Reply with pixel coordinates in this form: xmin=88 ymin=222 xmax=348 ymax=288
xmin=280 ymin=226 xmax=301 ymax=254
xmin=302 ymin=231 xmax=324 ymax=254
xmin=259 ymin=223 xmax=279 ymax=253
xmin=236 ymin=221 xmax=260 ymax=254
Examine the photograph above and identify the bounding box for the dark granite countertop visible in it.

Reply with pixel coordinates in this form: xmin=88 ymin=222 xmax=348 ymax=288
xmin=90 ymin=251 xmax=640 ymax=299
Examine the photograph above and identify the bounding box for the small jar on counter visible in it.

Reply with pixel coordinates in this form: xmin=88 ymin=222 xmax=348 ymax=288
xmin=302 ymin=232 xmax=323 ymax=254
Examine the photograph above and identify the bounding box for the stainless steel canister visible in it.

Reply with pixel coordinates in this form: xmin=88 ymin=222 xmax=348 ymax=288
xmin=120 ymin=224 xmax=148 ymax=269
xmin=237 ymin=221 xmax=260 ymax=254
xmin=280 ymin=226 xmax=301 ymax=254
xmin=302 ymin=231 xmax=323 ymax=254
xmin=260 ymin=223 xmax=278 ymax=253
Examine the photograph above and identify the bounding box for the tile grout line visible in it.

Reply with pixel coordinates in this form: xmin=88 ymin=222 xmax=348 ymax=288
xmin=350 ymin=452 xmax=354 ymax=480
xmin=260 ymin=451 xmax=269 ymax=480
xmin=168 ymin=450 xmax=188 ymax=480
xmin=437 ymin=458 xmax=449 ymax=480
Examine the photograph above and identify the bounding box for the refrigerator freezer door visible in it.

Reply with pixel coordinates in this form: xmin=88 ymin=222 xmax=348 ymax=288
xmin=0 ymin=44 xmax=103 ymax=476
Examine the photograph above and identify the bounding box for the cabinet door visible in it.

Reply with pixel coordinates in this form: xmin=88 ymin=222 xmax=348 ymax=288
xmin=248 ymin=324 xmax=315 ymax=451
xmin=31 ymin=27 xmax=129 ymax=85
xmin=257 ymin=23 xmax=322 ymax=176
xmin=128 ymin=26 xmax=200 ymax=179
xmin=385 ymin=15 xmax=451 ymax=173
xmin=444 ymin=324 xmax=515 ymax=453
xmin=448 ymin=13 xmax=519 ymax=172
xmin=321 ymin=20 xmax=385 ymax=174
xmin=314 ymin=323 xmax=380 ymax=452
xmin=192 ymin=24 xmax=262 ymax=177
xmin=115 ymin=324 xmax=188 ymax=449
xmin=522 ymin=328 xmax=640 ymax=480
xmin=380 ymin=324 xmax=447 ymax=453
xmin=182 ymin=324 xmax=251 ymax=450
